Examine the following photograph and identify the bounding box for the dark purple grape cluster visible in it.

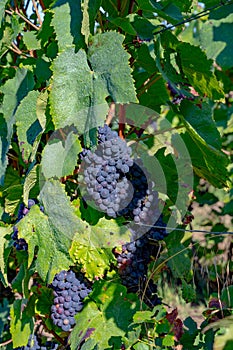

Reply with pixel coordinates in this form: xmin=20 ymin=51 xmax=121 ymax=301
xmin=81 ymin=125 xmax=133 ymax=217
xmin=50 ymin=270 xmax=91 ymax=332
xmin=114 ymin=215 xmax=166 ymax=307
xmin=81 ymin=125 xmax=169 ymax=306
xmin=11 ymin=199 xmax=44 ymax=251
xmin=14 ymin=334 xmax=58 ymax=350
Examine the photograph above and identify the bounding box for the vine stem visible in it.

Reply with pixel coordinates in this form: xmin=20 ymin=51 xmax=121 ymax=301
xmin=5 ymin=8 xmax=39 ymax=31
xmin=0 ymin=339 xmax=13 ymax=347
xmin=105 ymin=102 xmax=115 ymax=125
xmin=127 ymin=125 xmax=184 ymax=145
xmin=119 ymin=104 xmax=126 ymax=139
xmin=137 ymin=74 xmax=162 ymax=97
xmin=32 ymin=0 xmax=43 ymax=26
xmin=153 ymin=0 xmax=233 ymax=35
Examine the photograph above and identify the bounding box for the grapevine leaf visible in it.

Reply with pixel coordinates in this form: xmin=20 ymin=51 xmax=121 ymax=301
xmin=178 ymin=130 xmax=229 ymax=188
xmin=81 ymin=0 xmax=90 ymax=45
xmin=133 ymin=310 xmax=154 ymax=323
xmin=221 ymin=285 xmax=233 ymax=308
xmin=1 ymin=166 xmax=23 ymax=215
xmin=137 ymin=0 xmax=192 ymax=23
xmin=87 ymin=0 xmax=101 ymax=35
xmin=70 ymin=281 xmax=139 ymax=350
xmin=69 ymin=216 xmax=132 ymax=278
xmin=69 ymin=242 xmax=115 ymax=280
xmin=136 ymin=71 xmax=169 ymax=111
xmin=15 ymin=90 xmax=44 ymax=162
xmin=23 ymin=31 xmax=41 ymax=50
xmin=200 ymin=6 xmax=233 ymax=69
xmin=179 ymin=100 xmax=222 ymax=150
xmin=0 ymin=69 xmax=34 ymax=185
xmin=154 ymin=148 xmax=179 ymax=204
xmin=0 ymin=0 xmax=8 ymax=24
xmin=36 ymin=90 xmax=47 ymax=130
xmin=128 ymin=14 xmax=156 ymax=40
xmin=134 ymin=44 xmax=157 ymax=75
xmin=23 ymin=164 xmax=40 ymax=205
xmin=162 ymin=334 xmax=175 ymax=347
xmin=0 ymin=226 xmax=11 ymax=285
xmin=41 ymin=131 xmax=82 ymax=179
xmin=176 ymin=43 xmax=223 ymax=100
xmin=181 ymin=279 xmax=196 ymax=303
xmin=88 ymin=31 xmax=137 ymax=103
xmin=39 ymin=179 xmax=84 ymax=242
xmin=160 ymin=32 xmax=224 ymax=100
xmin=167 ymin=244 xmax=191 ymax=279
xmin=10 ymin=300 xmax=34 ymax=348
xmin=17 ymin=206 xmax=72 ymax=283
xmin=49 ymin=48 xmax=92 ymax=132
xmin=35 ymin=286 xmax=54 ymax=316
xmin=109 ymin=17 xmax=137 ymax=36
xmin=51 ymin=0 xmax=85 ymax=51
xmin=73 ymin=198 xmax=104 ymax=226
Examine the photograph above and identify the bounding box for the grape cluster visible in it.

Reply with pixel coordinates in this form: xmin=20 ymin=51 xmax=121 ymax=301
xmin=14 ymin=334 xmax=58 ymax=350
xmin=81 ymin=125 xmax=133 ymax=217
xmin=50 ymin=270 xmax=91 ymax=332
xmin=11 ymin=199 xmax=44 ymax=251
xmin=81 ymin=124 xmax=169 ymax=307
xmin=114 ymin=215 xmax=166 ymax=307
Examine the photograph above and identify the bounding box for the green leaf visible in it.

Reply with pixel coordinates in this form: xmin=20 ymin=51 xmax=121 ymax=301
xmin=39 ymin=179 xmax=84 ymax=241
xmin=0 ymin=69 xmax=34 ymax=185
xmin=1 ymin=166 xmax=23 ymax=215
xmin=154 ymin=148 xmax=178 ymax=204
xmin=70 ymin=281 xmax=139 ymax=350
xmin=15 ymin=90 xmax=44 ymax=162
xmin=10 ymin=300 xmax=34 ymax=348
xmin=0 ymin=226 xmax=11 ymax=285
xmin=23 ymin=31 xmax=41 ymax=50
xmin=41 ymin=131 xmax=82 ymax=179
xmin=35 ymin=286 xmax=54 ymax=316
xmin=17 ymin=205 xmax=72 ymax=283
xmin=160 ymin=32 xmax=224 ymax=100
xmin=162 ymin=334 xmax=175 ymax=347
xmin=50 ymin=48 xmax=92 ymax=132
xmin=181 ymin=279 xmax=196 ymax=303
xmin=179 ymin=130 xmax=229 ymax=188
xmin=69 ymin=241 xmax=114 ymax=279
xmin=23 ymin=164 xmax=40 ymax=205
xmin=167 ymin=244 xmax=191 ymax=279
xmin=176 ymin=43 xmax=223 ymax=100
xmin=50 ymin=33 xmax=137 ymax=133
xmin=87 ymin=0 xmax=101 ymax=35
xmin=179 ymin=100 xmax=222 ymax=150
xmin=0 ymin=0 xmax=8 ymax=24
xmin=51 ymin=0 xmax=85 ymax=51
xmin=109 ymin=17 xmax=137 ymax=36
xmin=133 ymin=310 xmax=154 ymax=323
xmin=221 ymin=286 xmax=233 ymax=308
xmin=88 ymin=31 xmax=137 ymax=103
xmin=128 ymin=14 xmax=156 ymax=40
xmin=35 ymin=57 xmax=52 ymax=83
xmin=200 ymin=6 xmax=233 ymax=70
xmin=81 ymin=0 xmax=90 ymax=45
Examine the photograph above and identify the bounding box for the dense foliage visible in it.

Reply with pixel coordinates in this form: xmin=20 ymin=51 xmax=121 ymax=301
xmin=0 ymin=0 xmax=232 ymax=349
